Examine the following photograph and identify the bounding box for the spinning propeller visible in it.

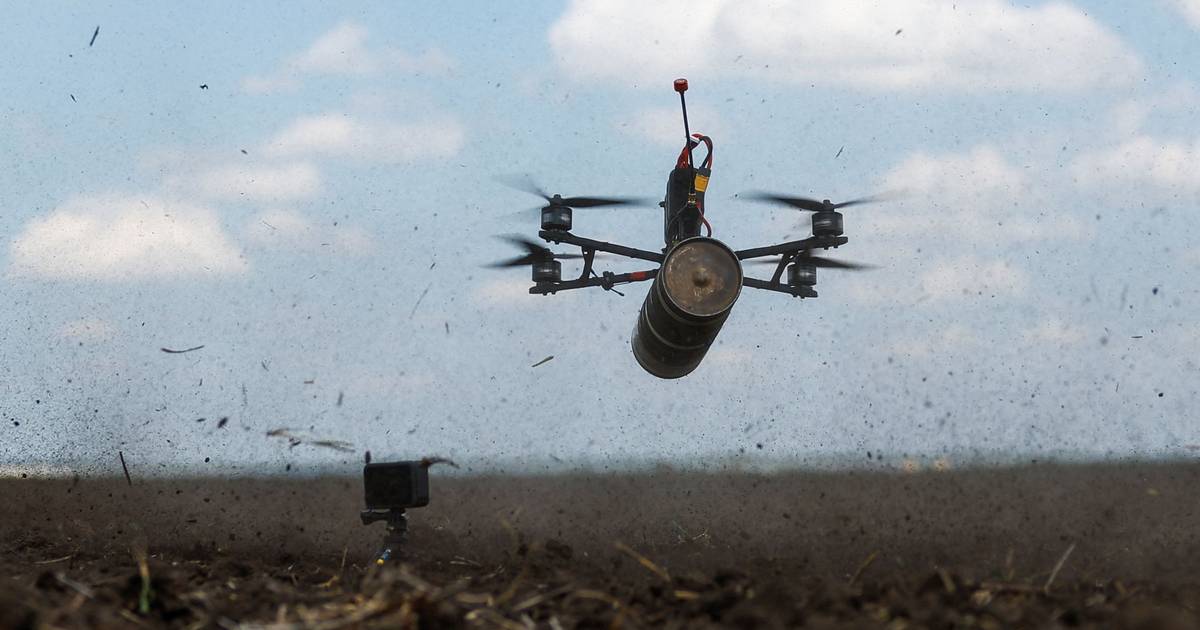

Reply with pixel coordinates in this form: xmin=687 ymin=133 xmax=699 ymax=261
xmin=747 ymin=250 xmax=876 ymax=271
xmin=501 ymin=175 xmax=645 ymax=216
xmin=741 ymin=192 xmax=892 ymax=212
xmin=485 ymin=235 xmax=586 ymax=268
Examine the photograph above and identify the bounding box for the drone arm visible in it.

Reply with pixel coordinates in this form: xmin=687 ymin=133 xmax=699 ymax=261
xmin=538 ymin=230 xmax=665 ymax=264
xmin=530 ymin=269 xmax=658 ymax=295
xmin=737 ymin=235 xmax=847 ymax=298
xmin=742 ymin=277 xmax=817 ymax=298
xmin=734 ymin=235 xmax=848 ymax=261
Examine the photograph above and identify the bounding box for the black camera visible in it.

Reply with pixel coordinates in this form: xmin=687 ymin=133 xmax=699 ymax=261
xmin=361 ymin=461 xmax=430 ymax=564
xmin=363 ymin=461 xmax=430 ymax=509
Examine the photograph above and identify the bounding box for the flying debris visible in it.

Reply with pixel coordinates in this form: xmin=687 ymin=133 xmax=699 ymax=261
xmin=266 ymin=428 xmax=354 ymax=453
xmin=161 ymin=345 xmax=205 ymax=354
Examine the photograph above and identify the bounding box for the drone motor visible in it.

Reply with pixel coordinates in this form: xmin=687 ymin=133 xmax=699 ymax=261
xmin=788 ymin=262 xmax=818 ymax=287
xmin=532 ymin=259 xmax=562 ymax=283
xmin=812 ymin=209 xmax=844 ymax=237
xmin=541 ymin=198 xmax=573 ymax=231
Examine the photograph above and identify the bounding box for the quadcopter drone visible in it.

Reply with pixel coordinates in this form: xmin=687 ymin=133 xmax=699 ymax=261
xmin=490 ymin=79 xmax=884 ymax=379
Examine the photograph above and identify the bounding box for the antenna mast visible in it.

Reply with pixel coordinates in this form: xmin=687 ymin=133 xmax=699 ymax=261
xmin=674 ymin=78 xmax=694 ymax=171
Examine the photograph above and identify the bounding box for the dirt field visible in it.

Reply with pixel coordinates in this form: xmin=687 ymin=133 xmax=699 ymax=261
xmin=3 ymin=462 xmax=1200 ymax=628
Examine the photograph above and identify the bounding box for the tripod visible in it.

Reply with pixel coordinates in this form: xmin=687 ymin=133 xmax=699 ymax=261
xmin=360 ymin=508 xmax=408 ymax=565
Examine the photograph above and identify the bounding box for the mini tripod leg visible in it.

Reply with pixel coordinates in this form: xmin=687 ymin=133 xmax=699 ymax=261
xmin=374 ymin=509 xmax=408 ymax=565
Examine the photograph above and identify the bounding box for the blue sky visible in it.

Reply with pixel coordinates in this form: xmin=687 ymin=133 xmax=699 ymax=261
xmin=2 ymin=1 xmax=1199 ymax=477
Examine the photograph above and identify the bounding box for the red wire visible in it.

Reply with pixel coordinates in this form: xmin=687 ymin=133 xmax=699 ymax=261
xmin=692 ymin=133 xmax=713 ymax=168
xmin=676 ymin=134 xmax=714 ymax=236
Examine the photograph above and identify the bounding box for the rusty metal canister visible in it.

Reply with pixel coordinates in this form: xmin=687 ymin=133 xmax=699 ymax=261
xmin=632 ymin=237 xmax=742 ymax=378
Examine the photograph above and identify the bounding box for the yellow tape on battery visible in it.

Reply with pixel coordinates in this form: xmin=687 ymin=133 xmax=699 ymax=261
xmin=694 ymin=174 xmax=709 ymax=192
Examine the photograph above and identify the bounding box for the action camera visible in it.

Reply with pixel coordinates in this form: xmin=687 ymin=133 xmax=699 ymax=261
xmin=361 ymin=461 xmax=431 ymax=564
xmin=363 ymin=461 xmax=430 ymax=510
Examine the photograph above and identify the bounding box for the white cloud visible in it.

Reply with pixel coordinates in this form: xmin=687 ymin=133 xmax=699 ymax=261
xmin=294 ymin=21 xmax=377 ymax=75
xmin=866 ymin=146 xmax=1090 ymax=245
xmin=1068 ymin=90 xmax=1200 ymax=201
xmin=169 ymin=161 xmax=322 ymax=203
xmin=1167 ymin=0 xmax=1200 ymax=28
xmin=549 ymin=0 xmax=1141 ymax=92
xmin=9 ymin=194 xmax=246 ymax=281
xmin=244 ymin=209 xmax=376 ymax=255
xmin=617 ymin=105 xmax=724 ymax=148
xmin=1071 ymin=135 xmax=1200 ymax=198
xmin=265 ymin=113 xmax=465 ymax=162
xmin=242 ymin=21 xmax=455 ymax=94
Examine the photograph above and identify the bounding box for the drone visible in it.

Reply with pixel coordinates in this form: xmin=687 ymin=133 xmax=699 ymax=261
xmin=490 ymin=78 xmax=885 ymax=379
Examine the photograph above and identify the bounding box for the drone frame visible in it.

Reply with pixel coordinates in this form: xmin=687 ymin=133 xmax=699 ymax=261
xmin=529 ymin=228 xmax=850 ymax=299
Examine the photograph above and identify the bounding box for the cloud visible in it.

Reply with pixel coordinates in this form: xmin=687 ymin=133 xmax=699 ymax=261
xmin=617 ymin=105 xmax=724 ymax=148
xmin=294 ymin=21 xmax=377 ymax=75
xmin=1166 ymin=0 xmax=1200 ymax=28
xmin=864 ymin=145 xmax=1090 ymax=246
xmin=9 ymin=194 xmax=246 ymax=281
xmin=242 ymin=21 xmax=455 ymax=94
xmin=166 ymin=161 xmax=323 ymax=203
xmin=244 ymin=209 xmax=376 ymax=255
xmin=265 ymin=113 xmax=465 ymax=162
xmin=1071 ymin=135 xmax=1200 ymax=199
xmin=1067 ymin=91 xmax=1200 ymax=201
xmin=549 ymin=0 xmax=1141 ymax=91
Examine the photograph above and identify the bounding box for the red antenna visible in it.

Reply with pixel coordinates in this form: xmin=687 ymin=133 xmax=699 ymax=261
xmin=674 ymin=78 xmax=693 ymax=170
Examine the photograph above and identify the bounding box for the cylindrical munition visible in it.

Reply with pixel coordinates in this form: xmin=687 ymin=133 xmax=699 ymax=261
xmin=632 ymin=237 xmax=742 ymax=378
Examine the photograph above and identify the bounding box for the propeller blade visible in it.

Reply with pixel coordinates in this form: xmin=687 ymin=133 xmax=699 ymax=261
xmin=498 ymin=175 xmax=551 ymax=203
xmin=832 ymin=192 xmax=896 ymax=209
xmin=742 ymin=192 xmax=826 ymax=212
xmin=484 ymin=254 xmax=539 ymax=269
xmin=746 ymin=255 xmax=877 ymax=271
xmin=807 ymin=257 xmax=876 ymax=270
xmin=498 ymin=234 xmax=549 ymax=257
xmin=742 ymin=190 xmax=896 ymax=211
xmin=559 ymin=196 xmax=640 ymax=208
xmin=486 ymin=234 xmax=596 ymax=268
xmin=499 ymin=175 xmax=646 ymax=209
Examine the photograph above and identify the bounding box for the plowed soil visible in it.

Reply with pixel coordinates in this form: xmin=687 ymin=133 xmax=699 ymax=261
xmin=3 ymin=463 xmax=1199 ymax=628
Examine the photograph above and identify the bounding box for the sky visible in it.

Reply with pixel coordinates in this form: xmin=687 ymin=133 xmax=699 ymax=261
xmin=2 ymin=1 xmax=1199 ymax=478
